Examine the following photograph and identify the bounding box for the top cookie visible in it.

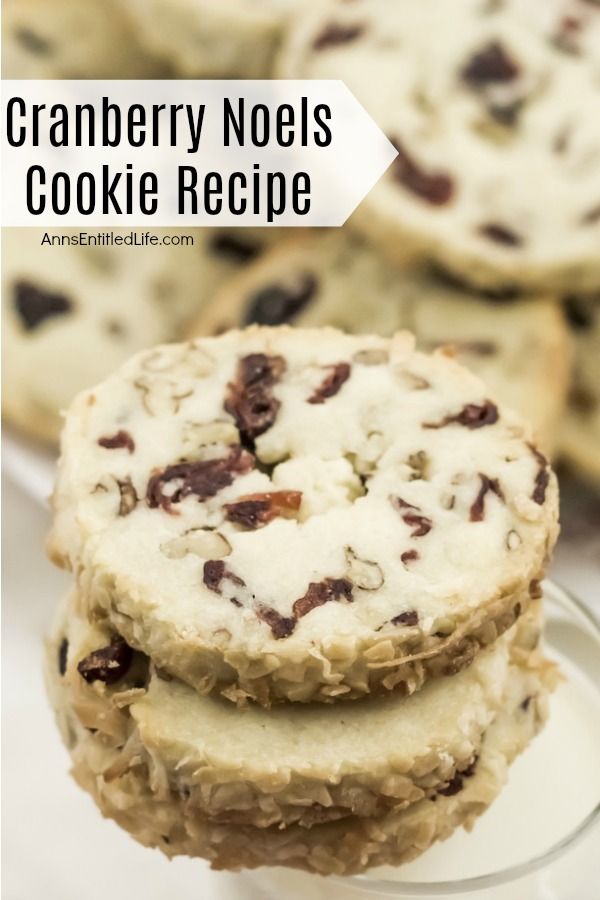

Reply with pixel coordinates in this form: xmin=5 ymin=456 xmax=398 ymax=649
xmin=279 ymin=0 xmax=600 ymax=292
xmin=48 ymin=327 xmax=558 ymax=704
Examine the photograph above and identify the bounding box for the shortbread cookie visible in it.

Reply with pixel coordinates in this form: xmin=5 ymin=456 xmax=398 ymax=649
xmin=189 ymin=232 xmax=571 ymax=453
xmin=2 ymin=0 xmax=161 ymax=78
xmin=561 ymin=294 xmax=600 ymax=485
xmin=48 ymin=592 xmax=544 ymax=828
xmin=127 ymin=0 xmax=309 ymax=79
xmin=48 ymin=620 xmax=554 ymax=874
xmin=279 ymin=0 xmax=600 ymax=291
xmin=2 ymin=228 xmax=271 ymax=444
xmin=48 ymin=327 xmax=559 ymax=704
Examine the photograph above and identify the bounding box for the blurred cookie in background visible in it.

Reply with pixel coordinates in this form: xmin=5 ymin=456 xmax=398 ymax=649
xmin=1 ymin=228 xmax=275 ymax=444
xmin=127 ymin=0 xmax=314 ymax=78
xmin=188 ymin=231 xmax=571 ymax=454
xmin=279 ymin=0 xmax=600 ymax=293
xmin=561 ymin=294 xmax=600 ymax=486
xmin=2 ymin=0 xmax=165 ymax=79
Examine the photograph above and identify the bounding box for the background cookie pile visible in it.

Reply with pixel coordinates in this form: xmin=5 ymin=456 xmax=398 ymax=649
xmin=46 ymin=327 xmax=559 ymax=873
xmin=2 ymin=0 xmax=600 ymax=489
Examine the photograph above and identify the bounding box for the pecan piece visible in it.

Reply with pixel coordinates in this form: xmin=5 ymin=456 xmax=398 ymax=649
xmin=390 ymin=137 xmax=454 ymax=205
xmin=13 ymin=279 xmax=72 ymax=331
xmin=470 ymin=474 xmax=505 ymax=522
xmin=117 ymin=478 xmax=138 ymax=516
xmin=293 ymin=577 xmax=353 ymax=620
xmin=308 ymin=363 xmax=351 ymax=404
xmin=224 ymin=490 xmax=302 ymax=529
xmin=243 ymin=273 xmax=317 ymax=326
xmin=147 ymin=446 xmax=254 ymax=513
xmin=224 ymin=353 xmax=285 ymax=445
xmin=424 ymin=400 xmax=498 ymax=430
xmin=77 ymin=637 xmax=133 ymax=685
xmin=98 ymin=430 xmax=135 ymax=453
xmin=203 ymin=560 xmax=246 ymax=601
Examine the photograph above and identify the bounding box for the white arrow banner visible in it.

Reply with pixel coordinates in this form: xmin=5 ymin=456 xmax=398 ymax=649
xmin=1 ymin=80 xmax=397 ymax=227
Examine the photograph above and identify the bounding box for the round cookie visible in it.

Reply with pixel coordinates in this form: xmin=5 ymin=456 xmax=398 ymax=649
xmin=189 ymin=231 xmax=571 ymax=454
xmin=279 ymin=0 xmax=600 ymax=292
xmin=127 ymin=0 xmax=310 ymax=79
xmin=561 ymin=294 xmax=600 ymax=485
xmin=2 ymin=228 xmax=272 ymax=444
xmin=48 ymin=612 xmax=554 ymax=874
xmin=48 ymin=593 xmax=544 ymax=829
xmin=48 ymin=327 xmax=559 ymax=704
xmin=2 ymin=0 xmax=162 ymax=78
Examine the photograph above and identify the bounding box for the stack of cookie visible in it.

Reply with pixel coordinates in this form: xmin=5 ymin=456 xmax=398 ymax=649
xmin=46 ymin=327 xmax=559 ymax=874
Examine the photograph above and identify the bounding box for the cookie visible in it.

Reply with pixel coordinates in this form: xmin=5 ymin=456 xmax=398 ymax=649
xmin=561 ymin=294 xmax=600 ymax=485
xmin=279 ymin=0 xmax=600 ymax=292
xmin=48 ymin=607 xmax=554 ymax=874
xmin=48 ymin=591 xmax=545 ymax=829
xmin=48 ymin=327 xmax=559 ymax=705
xmin=126 ymin=0 xmax=309 ymax=79
xmin=2 ymin=0 xmax=162 ymax=78
xmin=189 ymin=231 xmax=571 ymax=454
xmin=2 ymin=228 xmax=272 ymax=444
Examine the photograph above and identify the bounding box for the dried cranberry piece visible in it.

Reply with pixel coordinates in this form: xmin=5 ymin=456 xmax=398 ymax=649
xmin=392 ymin=498 xmax=433 ymax=538
xmin=390 ymin=138 xmax=454 ymax=205
xmin=77 ymin=637 xmax=133 ymax=685
xmin=14 ymin=279 xmax=72 ymax=331
xmin=470 ymin=474 xmax=505 ymax=522
xmin=461 ymin=41 xmax=520 ymax=86
xmin=225 ymin=354 xmax=286 ymax=445
xmin=563 ymin=295 xmax=597 ymax=331
xmin=313 ymin=23 xmax=365 ymax=50
xmin=438 ymin=774 xmax=464 ymax=797
xmin=203 ymin=561 xmax=246 ymax=604
xmin=293 ymin=578 xmax=353 ymax=620
xmin=256 ymin=605 xmax=296 ymax=639
xmin=520 ymin=696 xmax=532 ymax=711
xmin=224 ymin=490 xmax=302 ymax=529
xmin=16 ymin=27 xmax=52 ymax=54
xmin=147 ymin=446 xmax=254 ymax=513
xmin=529 ymin=445 xmax=550 ymax=505
xmin=98 ymin=430 xmax=135 ymax=453
xmin=424 ymin=400 xmax=499 ymax=430
xmin=391 ymin=610 xmax=419 ymax=626
xmin=308 ymin=363 xmax=351 ymax=404
xmin=478 ymin=223 xmax=523 ymax=247
xmin=58 ymin=638 xmax=69 ymax=676
xmin=243 ymin=274 xmax=317 ymax=326
xmin=400 ymin=549 xmax=419 ymax=565
xmin=209 ymin=232 xmax=261 ymax=263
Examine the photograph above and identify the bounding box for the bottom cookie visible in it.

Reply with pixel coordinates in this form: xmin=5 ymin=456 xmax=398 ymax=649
xmin=48 ymin=625 xmax=554 ymax=875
